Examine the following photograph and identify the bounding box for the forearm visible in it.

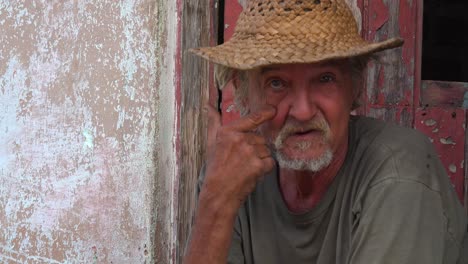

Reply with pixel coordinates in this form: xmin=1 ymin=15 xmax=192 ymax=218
xmin=183 ymin=191 xmax=240 ymax=264
xmin=184 ymin=105 xmax=276 ymax=263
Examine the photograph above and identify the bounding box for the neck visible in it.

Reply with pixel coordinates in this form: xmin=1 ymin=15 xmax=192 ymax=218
xmin=279 ymin=142 xmax=348 ymax=214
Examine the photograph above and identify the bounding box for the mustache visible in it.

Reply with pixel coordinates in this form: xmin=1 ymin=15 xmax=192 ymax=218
xmin=279 ymin=118 xmax=329 ymax=137
xmin=272 ymin=117 xmax=330 ymax=152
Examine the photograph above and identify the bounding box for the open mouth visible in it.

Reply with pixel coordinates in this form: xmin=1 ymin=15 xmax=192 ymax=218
xmin=293 ymin=129 xmax=321 ymax=136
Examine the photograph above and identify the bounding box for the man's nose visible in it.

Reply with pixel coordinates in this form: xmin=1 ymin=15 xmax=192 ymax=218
xmin=287 ymin=88 xmax=317 ymax=121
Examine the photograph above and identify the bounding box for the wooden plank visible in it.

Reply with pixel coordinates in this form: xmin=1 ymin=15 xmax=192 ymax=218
xmin=414 ymin=0 xmax=423 ymax=108
xmin=465 ymin=110 xmax=468 ymax=211
xmin=178 ymin=0 xmax=219 ymax=263
xmin=365 ymin=0 xmax=417 ymax=106
xmin=361 ymin=0 xmax=420 ymax=127
xmin=220 ymin=0 xmax=244 ymax=124
xmin=224 ymin=0 xmax=244 ymax=40
xmin=367 ymin=106 xmax=413 ymax=127
xmin=414 ymin=107 xmax=466 ymax=202
xmin=421 ymin=80 xmax=468 ymax=108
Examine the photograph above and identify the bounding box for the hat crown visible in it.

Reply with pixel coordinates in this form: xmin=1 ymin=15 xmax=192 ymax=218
xmin=190 ymin=0 xmax=403 ymax=69
xmin=235 ymin=0 xmax=358 ymax=38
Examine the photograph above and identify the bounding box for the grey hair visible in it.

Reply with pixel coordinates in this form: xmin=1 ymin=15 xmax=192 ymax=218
xmin=215 ymin=65 xmax=250 ymax=116
xmin=214 ymin=55 xmax=376 ymax=115
xmin=348 ymin=55 xmax=376 ymax=109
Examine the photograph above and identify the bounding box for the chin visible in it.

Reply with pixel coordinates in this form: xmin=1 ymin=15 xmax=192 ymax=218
xmin=275 ymin=148 xmax=333 ymax=172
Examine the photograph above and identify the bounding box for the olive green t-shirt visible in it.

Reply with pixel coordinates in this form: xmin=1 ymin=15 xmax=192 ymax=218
xmin=223 ymin=116 xmax=467 ymax=264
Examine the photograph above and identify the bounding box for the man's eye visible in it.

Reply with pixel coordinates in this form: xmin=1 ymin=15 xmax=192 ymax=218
xmin=269 ymin=79 xmax=285 ymax=91
xmin=320 ymin=74 xmax=335 ymax=83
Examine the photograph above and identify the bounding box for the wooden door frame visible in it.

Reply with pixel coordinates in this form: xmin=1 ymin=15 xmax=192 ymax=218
xmin=358 ymin=0 xmax=466 ymax=206
xmin=177 ymin=0 xmax=220 ymax=263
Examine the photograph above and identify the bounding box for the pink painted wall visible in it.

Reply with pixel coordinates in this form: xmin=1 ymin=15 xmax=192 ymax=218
xmin=0 ymin=1 xmax=178 ymax=263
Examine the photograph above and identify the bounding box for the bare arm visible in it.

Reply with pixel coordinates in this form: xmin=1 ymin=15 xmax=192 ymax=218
xmin=183 ymin=105 xmax=276 ymax=264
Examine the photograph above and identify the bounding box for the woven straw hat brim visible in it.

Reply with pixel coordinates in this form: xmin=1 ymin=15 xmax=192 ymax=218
xmin=191 ymin=37 xmax=404 ymax=70
xmin=191 ymin=0 xmax=404 ymax=70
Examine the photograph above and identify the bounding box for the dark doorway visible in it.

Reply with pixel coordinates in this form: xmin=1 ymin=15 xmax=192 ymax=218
xmin=422 ymin=0 xmax=468 ymax=82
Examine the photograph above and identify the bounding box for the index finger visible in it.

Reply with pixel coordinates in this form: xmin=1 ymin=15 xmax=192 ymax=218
xmin=227 ymin=106 xmax=276 ymax=132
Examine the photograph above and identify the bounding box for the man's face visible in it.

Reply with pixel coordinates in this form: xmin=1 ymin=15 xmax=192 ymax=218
xmin=246 ymin=61 xmax=356 ymax=172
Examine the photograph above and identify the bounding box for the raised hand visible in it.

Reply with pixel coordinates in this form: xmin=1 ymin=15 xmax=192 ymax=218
xmin=202 ymin=104 xmax=277 ymax=209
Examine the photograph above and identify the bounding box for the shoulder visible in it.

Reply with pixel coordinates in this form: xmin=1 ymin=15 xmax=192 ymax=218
xmin=348 ymin=117 xmax=467 ymax=252
xmin=351 ymin=115 xmax=432 ymax=153
xmin=349 ymin=116 xmax=445 ymax=191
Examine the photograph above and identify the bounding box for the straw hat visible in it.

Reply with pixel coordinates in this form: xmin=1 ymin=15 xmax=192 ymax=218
xmin=191 ymin=0 xmax=404 ymax=70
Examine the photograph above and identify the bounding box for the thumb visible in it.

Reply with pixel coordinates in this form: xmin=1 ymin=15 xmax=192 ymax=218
xmin=205 ymin=104 xmax=221 ymax=152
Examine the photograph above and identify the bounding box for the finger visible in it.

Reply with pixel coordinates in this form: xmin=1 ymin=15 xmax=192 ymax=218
xmin=252 ymin=156 xmax=276 ymax=178
xmin=244 ymin=133 xmax=267 ymax=146
xmin=205 ymin=104 xmax=221 ymax=151
xmin=227 ymin=105 xmax=276 ymax=132
xmin=261 ymin=157 xmax=276 ymax=174
xmin=255 ymin=145 xmax=271 ymax=159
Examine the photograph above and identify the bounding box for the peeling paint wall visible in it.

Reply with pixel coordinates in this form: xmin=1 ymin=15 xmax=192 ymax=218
xmin=0 ymin=1 xmax=178 ymax=263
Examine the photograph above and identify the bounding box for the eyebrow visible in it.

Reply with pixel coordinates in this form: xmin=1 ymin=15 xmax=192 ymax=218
xmin=259 ymin=61 xmax=345 ymax=75
xmin=260 ymin=66 xmax=282 ymax=75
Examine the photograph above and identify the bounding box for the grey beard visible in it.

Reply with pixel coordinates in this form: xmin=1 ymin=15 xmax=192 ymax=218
xmin=273 ymin=148 xmax=334 ymax=172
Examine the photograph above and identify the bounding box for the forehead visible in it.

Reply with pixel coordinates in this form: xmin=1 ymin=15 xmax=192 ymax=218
xmin=256 ymin=60 xmax=350 ymax=76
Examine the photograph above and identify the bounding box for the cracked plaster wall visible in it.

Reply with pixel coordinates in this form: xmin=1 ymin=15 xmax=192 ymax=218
xmin=0 ymin=1 xmax=177 ymax=263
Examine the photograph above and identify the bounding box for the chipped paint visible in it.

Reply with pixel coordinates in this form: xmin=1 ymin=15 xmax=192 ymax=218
xmin=152 ymin=0 xmax=182 ymax=262
xmin=224 ymin=0 xmax=244 ymax=41
xmin=424 ymin=119 xmax=437 ymax=127
xmin=226 ymin=104 xmax=236 ymax=113
xmin=369 ymin=0 xmax=389 ymax=34
xmin=463 ymin=91 xmax=468 ymax=108
xmin=422 ymin=80 xmax=468 ymax=108
xmin=82 ymin=130 xmax=94 ymax=149
xmin=440 ymin=137 xmax=456 ymax=145
xmin=237 ymin=0 xmax=247 ymax=8
xmin=0 ymin=1 xmax=178 ymax=263
xmin=449 ymin=164 xmax=457 ymax=174
xmin=361 ymin=0 xmax=418 ymax=127
xmin=345 ymin=0 xmax=362 ymax=32
xmin=415 ymin=108 xmax=465 ymax=201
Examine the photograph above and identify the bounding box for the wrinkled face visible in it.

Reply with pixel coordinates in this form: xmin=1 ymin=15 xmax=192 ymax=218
xmin=246 ymin=61 xmax=356 ymax=172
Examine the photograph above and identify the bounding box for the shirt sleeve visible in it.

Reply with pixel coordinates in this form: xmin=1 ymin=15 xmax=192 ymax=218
xmin=348 ymin=179 xmax=448 ymax=264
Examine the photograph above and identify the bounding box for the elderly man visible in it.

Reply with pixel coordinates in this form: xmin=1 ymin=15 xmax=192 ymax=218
xmin=185 ymin=0 xmax=467 ymax=263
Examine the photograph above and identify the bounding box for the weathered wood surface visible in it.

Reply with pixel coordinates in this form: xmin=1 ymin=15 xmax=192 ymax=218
xmin=414 ymin=107 xmax=466 ymax=202
xmin=178 ymin=0 xmax=219 ymax=263
xmin=156 ymin=1 xmax=183 ymax=262
xmin=360 ymin=0 xmax=420 ymax=127
xmin=421 ymin=81 xmax=468 ymax=108
xmin=220 ymin=0 xmax=244 ymax=124
xmin=366 ymin=106 xmax=413 ymax=127
xmin=465 ymin=111 xmax=468 ymax=212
